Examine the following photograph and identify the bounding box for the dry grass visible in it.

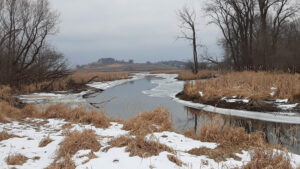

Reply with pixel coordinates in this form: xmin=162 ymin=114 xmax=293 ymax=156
xmin=177 ymin=70 xmax=220 ymax=80
xmin=123 ymin=107 xmax=173 ymax=136
xmin=182 ymin=71 xmax=300 ymax=103
xmin=0 ymin=131 xmax=17 ymax=141
xmin=37 ymin=105 xmax=110 ymax=128
xmin=185 ymin=119 xmax=267 ymax=162
xmin=107 ymin=135 xmax=174 ymax=158
xmin=19 ymin=72 xmax=130 ymax=93
xmin=167 ymin=155 xmax=183 ymax=166
xmin=243 ymin=148 xmax=292 ymax=169
xmin=0 ymin=101 xmax=22 ymax=122
xmin=49 ymin=130 xmax=100 ymax=169
xmin=6 ymin=154 xmax=28 ymax=165
xmin=39 ymin=136 xmax=53 ymax=147
xmin=0 ymin=85 xmax=15 ymax=104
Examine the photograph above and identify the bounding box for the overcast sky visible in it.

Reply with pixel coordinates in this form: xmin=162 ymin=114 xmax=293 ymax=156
xmin=48 ymin=0 xmax=223 ymax=66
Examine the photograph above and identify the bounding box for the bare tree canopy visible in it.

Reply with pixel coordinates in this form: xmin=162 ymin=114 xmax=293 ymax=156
xmin=0 ymin=0 xmax=69 ymax=86
xmin=177 ymin=6 xmax=199 ymax=74
xmin=205 ymin=0 xmax=300 ymax=71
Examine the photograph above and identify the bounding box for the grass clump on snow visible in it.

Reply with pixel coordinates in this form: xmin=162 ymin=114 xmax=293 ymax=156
xmin=0 ymin=131 xmax=17 ymax=141
xmin=185 ymin=119 xmax=267 ymax=162
xmin=6 ymin=154 xmax=28 ymax=165
xmin=49 ymin=130 xmax=100 ymax=169
xmin=243 ymin=148 xmax=292 ymax=169
xmin=39 ymin=136 xmax=53 ymax=147
xmin=123 ymin=107 xmax=173 ymax=136
xmin=107 ymin=135 xmax=174 ymax=158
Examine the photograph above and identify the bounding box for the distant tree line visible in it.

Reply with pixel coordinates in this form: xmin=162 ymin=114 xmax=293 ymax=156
xmin=0 ymin=0 xmax=69 ymax=87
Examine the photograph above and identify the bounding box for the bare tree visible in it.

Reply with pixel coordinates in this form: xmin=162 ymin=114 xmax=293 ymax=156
xmin=0 ymin=0 xmax=69 ymax=86
xmin=205 ymin=0 xmax=300 ymax=71
xmin=177 ymin=6 xmax=199 ymax=74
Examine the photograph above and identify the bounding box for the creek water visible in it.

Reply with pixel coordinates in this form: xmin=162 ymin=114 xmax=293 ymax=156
xmin=86 ymin=75 xmax=300 ymax=153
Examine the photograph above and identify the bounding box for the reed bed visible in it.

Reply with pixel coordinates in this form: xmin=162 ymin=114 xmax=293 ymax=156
xmin=19 ymin=72 xmax=130 ymax=93
xmin=182 ymin=71 xmax=300 ymax=103
xmin=177 ymin=70 xmax=220 ymax=80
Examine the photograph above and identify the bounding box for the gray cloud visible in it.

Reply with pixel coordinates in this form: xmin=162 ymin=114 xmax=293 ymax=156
xmin=48 ymin=0 xmax=223 ymax=66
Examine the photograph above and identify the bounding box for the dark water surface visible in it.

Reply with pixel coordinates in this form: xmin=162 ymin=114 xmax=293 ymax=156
xmin=86 ymin=76 xmax=300 ymax=153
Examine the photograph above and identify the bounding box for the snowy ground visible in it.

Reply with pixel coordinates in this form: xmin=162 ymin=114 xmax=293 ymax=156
xmin=1 ymin=119 xmax=300 ymax=169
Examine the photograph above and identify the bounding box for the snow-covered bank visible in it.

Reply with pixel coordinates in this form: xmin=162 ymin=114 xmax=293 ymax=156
xmin=1 ymin=119 xmax=299 ymax=169
xmin=143 ymin=74 xmax=300 ymax=124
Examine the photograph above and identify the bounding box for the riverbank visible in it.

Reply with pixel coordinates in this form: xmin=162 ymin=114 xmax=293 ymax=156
xmin=1 ymin=104 xmax=300 ymax=169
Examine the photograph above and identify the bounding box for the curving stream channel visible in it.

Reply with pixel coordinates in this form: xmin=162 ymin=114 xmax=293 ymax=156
xmin=86 ymin=73 xmax=300 ymax=154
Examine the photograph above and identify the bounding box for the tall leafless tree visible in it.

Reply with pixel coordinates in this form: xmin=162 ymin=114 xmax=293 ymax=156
xmin=0 ymin=0 xmax=69 ymax=86
xmin=177 ymin=6 xmax=199 ymax=74
xmin=205 ymin=0 xmax=300 ymax=71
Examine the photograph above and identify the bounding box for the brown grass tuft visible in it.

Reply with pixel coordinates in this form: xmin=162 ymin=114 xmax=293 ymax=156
xmin=39 ymin=137 xmax=53 ymax=147
xmin=167 ymin=155 xmax=183 ymax=166
xmin=123 ymin=107 xmax=173 ymax=136
xmin=6 ymin=154 xmax=28 ymax=165
xmin=58 ymin=130 xmax=100 ymax=157
xmin=185 ymin=119 xmax=267 ymax=162
xmin=49 ymin=130 xmax=100 ymax=169
xmin=0 ymin=101 xmax=22 ymax=122
xmin=243 ymin=148 xmax=292 ymax=169
xmin=0 ymin=131 xmax=17 ymax=141
xmin=107 ymin=136 xmax=174 ymax=158
xmin=182 ymin=71 xmax=300 ymax=103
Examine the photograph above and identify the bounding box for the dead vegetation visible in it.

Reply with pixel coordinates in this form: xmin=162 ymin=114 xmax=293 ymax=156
xmin=167 ymin=155 xmax=183 ymax=166
xmin=106 ymin=135 xmax=173 ymax=158
xmin=123 ymin=107 xmax=173 ymax=136
xmin=243 ymin=148 xmax=292 ymax=169
xmin=182 ymin=71 xmax=300 ymax=103
xmin=177 ymin=70 xmax=220 ymax=80
xmin=6 ymin=154 xmax=28 ymax=165
xmin=0 ymin=131 xmax=17 ymax=141
xmin=39 ymin=137 xmax=53 ymax=147
xmin=49 ymin=130 xmax=100 ymax=169
xmin=185 ymin=119 xmax=268 ymax=162
xmin=19 ymin=72 xmax=130 ymax=93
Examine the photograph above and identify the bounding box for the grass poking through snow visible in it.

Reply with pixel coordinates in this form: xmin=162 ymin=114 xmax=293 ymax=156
xmin=6 ymin=154 xmax=28 ymax=165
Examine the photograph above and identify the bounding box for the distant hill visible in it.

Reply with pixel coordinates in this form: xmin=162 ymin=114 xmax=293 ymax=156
xmin=75 ymin=58 xmax=187 ymax=72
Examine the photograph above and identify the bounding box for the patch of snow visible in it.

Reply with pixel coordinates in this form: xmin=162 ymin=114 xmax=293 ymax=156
xmin=146 ymin=131 xmax=218 ymax=151
xmin=199 ymin=91 xmax=204 ymax=97
xmin=277 ymin=103 xmax=299 ymax=110
xmin=142 ymin=74 xmax=184 ymax=98
xmin=276 ymin=99 xmax=289 ymax=103
xmin=271 ymin=87 xmax=277 ymax=90
xmin=270 ymin=91 xmax=275 ymax=97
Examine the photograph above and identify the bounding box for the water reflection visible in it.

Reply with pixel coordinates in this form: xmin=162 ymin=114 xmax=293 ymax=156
xmin=186 ymin=107 xmax=300 ymax=153
xmin=86 ymin=75 xmax=300 ymax=153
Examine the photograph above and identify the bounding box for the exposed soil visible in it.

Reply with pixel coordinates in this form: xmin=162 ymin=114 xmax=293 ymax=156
xmin=176 ymin=92 xmax=300 ymax=113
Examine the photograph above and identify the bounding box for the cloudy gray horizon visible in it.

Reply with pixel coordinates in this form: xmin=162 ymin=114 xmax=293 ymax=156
xmin=48 ymin=0 xmax=223 ymax=67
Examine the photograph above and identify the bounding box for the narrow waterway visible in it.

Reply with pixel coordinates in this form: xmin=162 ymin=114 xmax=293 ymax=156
xmin=86 ymin=75 xmax=300 ymax=153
